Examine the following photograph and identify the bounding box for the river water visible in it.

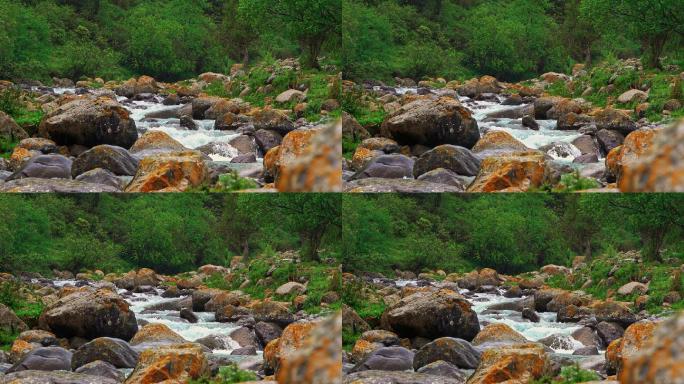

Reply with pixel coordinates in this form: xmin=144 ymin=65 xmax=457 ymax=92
xmin=41 ymin=87 xmax=245 ymax=162
xmin=51 ymin=280 xmax=246 ymax=356
xmin=382 ymin=86 xmax=585 ymax=163
xmin=390 ymin=279 xmax=585 ymax=354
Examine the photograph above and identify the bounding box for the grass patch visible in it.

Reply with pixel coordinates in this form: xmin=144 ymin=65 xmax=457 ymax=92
xmin=532 ymin=365 xmax=600 ymax=384
xmin=1 ymin=138 xmax=18 ymax=159
xmin=553 ymin=172 xmax=600 ymax=192
xmin=189 ymin=365 xmax=257 ymax=384
xmin=225 ymin=258 xmax=340 ymax=315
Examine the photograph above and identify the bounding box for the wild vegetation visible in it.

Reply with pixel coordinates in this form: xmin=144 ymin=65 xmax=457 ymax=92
xmin=343 ymin=0 xmax=684 ymax=82
xmin=0 ymin=194 xmax=341 ymax=275
xmin=0 ymin=0 xmax=340 ymax=82
xmin=342 ymin=194 xmax=684 ymax=274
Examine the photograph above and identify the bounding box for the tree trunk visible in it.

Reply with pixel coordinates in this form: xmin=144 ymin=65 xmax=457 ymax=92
xmin=241 ymin=239 xmax=249 ymax=258
xmin=647 ymin=34 xmax=668 ymax=69
xmin=242 ymin=48 xmax=249 ymax=66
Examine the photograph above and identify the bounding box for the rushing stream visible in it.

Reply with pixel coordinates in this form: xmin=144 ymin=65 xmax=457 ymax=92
xmin=51 ymin=280 xmax=249 ymax=356
xmin=381 ymin=86 xmax=586 ymax=163
xmin=38 ymin=87 xmax=247 ymax=162
xmin=390 ymin=279 xmax=585 ymax=354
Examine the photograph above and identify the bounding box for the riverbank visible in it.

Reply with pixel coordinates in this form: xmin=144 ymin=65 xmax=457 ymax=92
xmin=342 ymin=250 xmax=684 ymax=383
xmin=0 ymin=58 xmax=342 ymax=192
xmin=0 ymin=253 xmax=342 ymax=382
xmin=342 ymin=58 xmax=684 ymax=192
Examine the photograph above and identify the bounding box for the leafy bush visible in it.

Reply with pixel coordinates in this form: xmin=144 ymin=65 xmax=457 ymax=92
xmin=214 ymin=173 xmax=259 ymax=192
xmin=190 ymin=365 xmax=257 ymax=384
xmin=554 ymin=172 xmax=600 ymax=192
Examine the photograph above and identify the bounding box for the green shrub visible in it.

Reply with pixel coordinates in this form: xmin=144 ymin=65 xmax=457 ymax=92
xmin=190 ymin=365 xmax=257 ymax=384
xmin=0 ymin=87 xmax=24 ymax=116
xmin=214 ymin=173 xmax=259 ymax=192
xmin=554 ymin=172 xmax=600 ymax=192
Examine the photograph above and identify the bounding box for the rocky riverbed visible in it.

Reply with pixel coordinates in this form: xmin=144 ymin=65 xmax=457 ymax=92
xmin=343 ymin=60 xmax=684 ymax=192
xmin=0 ymin=259 xmax=342 ymax=383
xmin=342 ymin=256 xmax=684 ymax=383
xmin=0 ymin=59 xmax=342 ymax=192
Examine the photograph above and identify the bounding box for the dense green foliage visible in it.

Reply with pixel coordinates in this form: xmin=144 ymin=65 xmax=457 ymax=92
xmin=0 ymin=0 xmax=341 ymax=81
xmin=0 ymin=194 xmax=341 ymax=275
xmin=342 ymin=0 xmax=684 ymax=82
xmin=342 ymin=194 xmax=684 ymax=274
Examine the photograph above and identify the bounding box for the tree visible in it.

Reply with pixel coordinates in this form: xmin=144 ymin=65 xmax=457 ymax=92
xmin=581 ymin=0 xmax=684 ymax=68
xmin=463 ymin=0 xmax=568 ymax=81
xmin=238 ymin=0 xmax=341 ymax=68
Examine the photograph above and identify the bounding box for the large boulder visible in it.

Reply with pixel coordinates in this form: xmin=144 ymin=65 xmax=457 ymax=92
xmin=74 ymin=360 xmax=125 ymax=382
xmin=276 ymin=314 xmax=342 ymax=384
xmin=606 ymin=320 xmax=657 ymax=376
xmin=352 ymin=346 xmax=414 ymax=372
xmin=71 ymin=145 xmax=139 ymax=178
xmin=472 ymin=323 xmax=528 ymax=346
xmin=344 ymin=370 xmax=465 ymax=384
xmin=352 ymin=154 xmax=414 ymax=180
xmin=0 ymin=178 xmax=120 ymax=192
xmin=617 ymin=89 xmax=648 ymax=104
xmin=380 ymin=97 xmax=480 ymax=148
xmin=467 ymin=151 xmax=546 ymax=192
xmin=125 ymin=343 xmax=208 ymax=384
xmin=6 ymin=346 xmax=72 ymax=373
xmin=594 ymin=108 xmax=637 ymax=135
xmin=125 ymin=150 xmax=208 ymax=192
xmin=71 ymin=337 xmax=139 ymax=370
xmin=129 ymin=131 xmax=187 ymax=157
xmin=2 ymin=370 xmax=119 ymax=383
xmin=472 ymin=131 xmax=529 ymax=155
xmin=380 ymin=289 xmax=480 ymax=341
xmin=39 ymin=288 xmax=138 ymax=341
xmin=248 ymin=107 xmax=295 ymax=134
xmin=619 ymin=121 xmax=683 ymax=192
xmin=467 ymin=343 xmax=550 ymax=384
xmin=0 ymin=304 xmax=28 ymax=335
xmin=0 ymin=111 xmax=28 ymax=143
xmin=274 ymin=122 xmax=342 ymax=192
xmin=115 ymin=76 xmax=159 ymax=98
xmin=413 ymin=145 xmax=481 ymax=178
xmin=38 ymin=96 xmax=138 ymax=148
xmin=130 ymin=323 xmax=186 ymax=346
xmin=345 ymin=178 xmax=465 ymax=193
xmin=247 ymin=300 xmax=295 ymax=326
xmin=413 ymin=337 xmax=481 ymax=370
xmin=620 ymin=314 xmax=682 ymax=383
xmin=264 ymin=321 xmax=317 ymax=375
xmin=7 ymin=154 xmax=72 ymax=181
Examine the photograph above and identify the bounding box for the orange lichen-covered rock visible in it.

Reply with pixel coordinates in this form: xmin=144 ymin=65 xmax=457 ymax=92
xmin=276 ymin=121 xmax=342 ymax=192
xmin=605 ymin=145 xmax=623 ymax=181
xmin=277 ymin=313 xmax=342 ymax=384
xmin=129 ymin=131 xmax=187 ymax=156
xmin=263 ymin=321 xmax=318 ymax=374
xmin=262 ymin=145 xmax=281 ymax=182
xmin=130 ymin=323 xmax=187 ymax=346
xmin=125 ymin=343 xmax=208 ymax=384
xmin=351 ymin=146 xmax=376 ymax=171
xmin=468 ymin=343 xmax=550 ymax=384
xmin=605 ymin=337 xmax=623 ymax=374
xmin=472 ymin=130 xmax=529 ymax=154
xmin=125 ymin=150 xmax=208 ymax=192
xmin=620 ymin=313 xmax=684 ymax=383
xmin=603 ymin=128 xmax=661 ymax=186
xmin=10 ymin=339 xmax=34 ymax=364
xmin=620 ymin=121 xmax=683 ymax=192
xmin=604 ymin=320 xmax=657 ymax=375
xmin=351 ymin=338 xmax=380 ymax=363
xmin=467 ymin=151 xmax=546 ymax=192
xmin=9 ymin=147 xmax=34 ymax=171
xmin=472 ymin=323 xmax=528 ymax=346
